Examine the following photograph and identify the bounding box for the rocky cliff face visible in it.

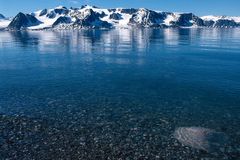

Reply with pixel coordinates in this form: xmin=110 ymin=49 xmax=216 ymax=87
xmin=8 ymin=12 xmax=41 ymax=30
xmin=128 ymin=9 xmax=170 ymax=27
xmin=3 ymin=5 xmax=240 ymax=30
xmin=52 ymin=17 xmax=72 ymax=27
xmin=170 ymin=13 xmax=204 ymax=27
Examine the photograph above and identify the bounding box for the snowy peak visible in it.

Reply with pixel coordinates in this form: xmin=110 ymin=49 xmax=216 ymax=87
xmin=201 ymin=15 xmax=240 ymax=23
xmin=128 ymin=9 xmax=170 ymax=27
xmin=8 ymin=12 xmax=41 ymax=30
xmin=3 ymin=6 xmax=240 ymax=30
xmin=34 ymin=7 xmax=69 ymax=18
xmin=201 ymin=15 xmax=240 ymax=27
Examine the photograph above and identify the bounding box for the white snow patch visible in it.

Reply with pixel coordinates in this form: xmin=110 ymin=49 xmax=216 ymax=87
xmin=0 ymin=20 xmax=11 ymax=28
xmin=201 ymin=15 xmax=240 ymax=23
xmin=164 ymin=14 xmax=180 ymax=25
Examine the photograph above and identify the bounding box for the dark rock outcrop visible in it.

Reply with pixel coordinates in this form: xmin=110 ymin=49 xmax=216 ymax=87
xmin=203 ymin=19 xmax=239 ymax=27
xmin=171 ymin=13 xmax=204 ymax=27
xmin=108 ymin=8 xmax=137 ymax=14
xmin=109 ymin=13 xmax=122 ymax=20
xmin=52 ymin=17 xmax=72 ymax=27
xmin=8 ymin=12 xmax=41 ymax=30
xmin=73 ymin=9 xmax=111 ymax=28
xmin=0 ymin=14 xmax=5 ymax=19
xmin=203 ymin=20 xmax=215 ymax=27
xmin=54 ymin=7 xmax=69 ymax=15
xmin=120 ymin=8 xmax=138 ymax=14
xmin=47 ymin=11 xmax=56 ymax=19
xmin=214 ymin=19 xmax=238 ymax=27
xmin=74 ymin=18 xmax=111 ymax=28
xmin=83 ymin=9 xmax=106 ymax=20
xmin=81 ymin=5 xmax=99 ymax=9
xmin=68 ymin=9 xmax=111 ymax=28
xmin=39 ymin=9 xmax=48 ymax=16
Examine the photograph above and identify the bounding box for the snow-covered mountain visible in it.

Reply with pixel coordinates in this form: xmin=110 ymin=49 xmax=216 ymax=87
xmin=3 ymin=5 xmax=240 ymax=30
xmin=0 ymin=14 xmax=11 ymax=29
xmin=201 ymin=15 xmax=240 ymax=27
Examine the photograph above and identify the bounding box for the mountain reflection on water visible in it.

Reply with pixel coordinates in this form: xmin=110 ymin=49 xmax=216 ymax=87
xmin=1 ymin=28 xmax=240 ymax=54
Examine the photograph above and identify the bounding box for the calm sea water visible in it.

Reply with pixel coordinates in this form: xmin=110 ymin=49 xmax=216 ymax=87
xmin=0 ymin=29 xmax=240 ymax=159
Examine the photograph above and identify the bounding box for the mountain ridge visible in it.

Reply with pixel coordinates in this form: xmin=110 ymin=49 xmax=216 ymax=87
xmin=2 ymin=5 xmax=240 ymax=30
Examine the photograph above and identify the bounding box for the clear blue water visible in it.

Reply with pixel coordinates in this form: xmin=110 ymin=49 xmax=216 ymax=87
xmin=0 ymin=29 xmax=240 ymax=159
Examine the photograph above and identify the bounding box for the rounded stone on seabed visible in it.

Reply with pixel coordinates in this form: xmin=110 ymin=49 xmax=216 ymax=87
xmin=173 ymin=127 xmax=229 ymax=153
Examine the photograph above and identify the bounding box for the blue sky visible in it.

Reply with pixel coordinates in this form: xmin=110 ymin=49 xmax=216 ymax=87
xmin=0 ymin=0 xmax=239 ymax=17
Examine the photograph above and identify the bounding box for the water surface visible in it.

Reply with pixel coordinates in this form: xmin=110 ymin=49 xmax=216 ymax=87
xmin=0 ymin=28 xmax=240 ymax=159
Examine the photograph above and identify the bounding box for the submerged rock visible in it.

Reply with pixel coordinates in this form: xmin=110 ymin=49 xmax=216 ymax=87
xmin=174 ymin=127 xmax=229 ymax=153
